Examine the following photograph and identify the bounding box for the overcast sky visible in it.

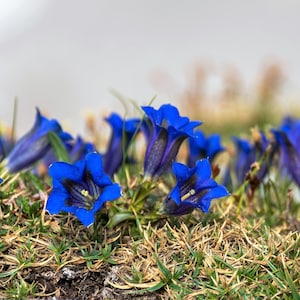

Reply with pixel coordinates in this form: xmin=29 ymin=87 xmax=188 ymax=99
xmin=0 ymin=0 xmax=300 ymax=135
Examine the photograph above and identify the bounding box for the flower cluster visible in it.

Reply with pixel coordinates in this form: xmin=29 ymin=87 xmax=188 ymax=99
xmin=3 ymin=102 xmax=300 ymax=229
xmin=0 ymin=104 xmax=237 ymax=227
xmin=3 ymin=103 xmax=300 ymax=229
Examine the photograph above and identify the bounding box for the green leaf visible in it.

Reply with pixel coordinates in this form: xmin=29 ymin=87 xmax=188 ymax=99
xmin=10 ymin=97 xmax=18 ymax=145
xmin=48 ymin=131 xmax=71 ymax=163
xmin=0 ymin=265 xmax=23 ymax=278
xmin=145 ymin=281 xmax=166 ymax=292
xmin=126 ymin=280 xmax=166 ymax=295
xmin=284 ymin=268 xmax=300 ymax=300
xmin=155 ymin=254 xmax=172 ymax=282
xmin=107 ymin=212 xmax=135 ymax=229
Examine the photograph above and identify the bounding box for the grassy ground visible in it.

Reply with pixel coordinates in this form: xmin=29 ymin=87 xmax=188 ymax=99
xmin=0 ymin=169 xmax=299 ymax=299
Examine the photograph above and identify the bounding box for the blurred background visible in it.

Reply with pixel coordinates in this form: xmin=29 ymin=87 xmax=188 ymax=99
xmin=0 ymin=0 xmax=300 ymax=136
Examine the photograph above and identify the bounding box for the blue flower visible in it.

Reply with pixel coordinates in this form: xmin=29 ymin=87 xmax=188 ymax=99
xmin=4 ymin=108 xmax=72 ymax=173
xmin=272 ymin=130 xmax=300 ymax=185
xmin=272 ymin=117 xmax=300 ymax=186
xmin=66 ymin=135 xmax=96 ymax=163
xmin=225 ymin=131 xmax=272 ymax=187
xmin=279 ymin=116 xmax=300 ymax=149
xmin=102 ymin=113 xmax=140 ymax=176
xmin=36 ymin=135 xmax=95 ymax=175
xmin=0 ymin=130 xmax=13 ymax=163
xmin=163 ymin=159 xmax=229 ymax=216
xmin=187 ymin=130 xmax=225 ymax=166
xmin=231 ymin=137 xmax=255 ymax=185
xmin=142 ymin=104 xmax=201 ymax=178
xmin=46 ymin=152 xmax=121 ymax=227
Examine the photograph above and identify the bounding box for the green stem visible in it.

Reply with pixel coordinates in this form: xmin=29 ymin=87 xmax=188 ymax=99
xmin=131 ymin=180 xmax=156 ymax=212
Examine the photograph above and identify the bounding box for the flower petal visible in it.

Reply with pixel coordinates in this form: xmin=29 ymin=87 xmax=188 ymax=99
xmin=72 ymin=208 xmax=96 ymax=227
xmin=195 ymin=159 xmax=212 ymax=182
xmin=99 ymin=183 xmax=122 ymax=203
xmin=46 ymin=190 xmax=70 ymax=214
xmin=49 ymin=160 xmax=85 ymax=183
xmin=172 ymin=162 xmax=194 ymax=182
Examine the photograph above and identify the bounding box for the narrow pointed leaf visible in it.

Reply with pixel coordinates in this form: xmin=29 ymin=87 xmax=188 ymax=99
xmin=48 ymin=131 xmax=71 ymax=163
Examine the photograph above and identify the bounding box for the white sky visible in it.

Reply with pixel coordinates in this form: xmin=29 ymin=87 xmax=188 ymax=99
xmin=0 ymin=0 xmax=300 ymax=135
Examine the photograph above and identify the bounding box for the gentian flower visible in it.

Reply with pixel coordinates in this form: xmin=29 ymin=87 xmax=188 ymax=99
xmin=224 ymin=130 xmax=273 ymax=187
xmin=66 ymin=135 xmax=96 ymax=163
xmin=0 ymin=130 xmax=13 ymax=162
xmin=251 ymin=130 xmax=274 ymax=180
xmin=142 ymin=104 xmax=201 ymax=178
xmin=272 ymin=117 xmax=300 ymax=186
xmin=163 ymin=159 xmax=229 ymax=216
xmin=271 ymin=130 xmax=300 ymax=186
xmin=4 ymin=108 xmax=72 ymax=173
xmin=231 ymin=137 xmax=255 ymax=185
xmin=36 ymin=135 xmax=95 ymax=174
xmin=46 ymin=152 xmax=121 ymax=227
xmin=102 ymin=113 xmax=140 ymax=176
xmin=187 ymin=130 xmax=225 ymax=167
xmin=279 ymin=116 xmax=300 ymax=149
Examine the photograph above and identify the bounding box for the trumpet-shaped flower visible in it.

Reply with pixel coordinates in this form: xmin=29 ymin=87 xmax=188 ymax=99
xmin=187 ymin=130 xmax=225 ymax=166
xmin=279 ymin=116 xmax=300 ymax=147
xmin=46 ymin=152 xmax=121 ymax=227
xmin=231 ymin=137 xmax=255 ymax=185
xmin=225 ymin=130 xmax=273 ymax=187
xmin=163 ymin=159 xmax=229 ymax=216
xmin=102 ymin=113 xmax=140 ymax=176
xmin=0 ymin=130 xmax=13 ymax=162
xmin=4 ymin=108 xmax=72 ymax=173
xmin=142 ymin=104 xmax=201 ymax=178
xmin=66 ymin=135 xmax=96 ymax=163
xmin=272 ymin=117 xmax=300 ymax=186
xmin=272 ymin=129 xmax=300 ymax=186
